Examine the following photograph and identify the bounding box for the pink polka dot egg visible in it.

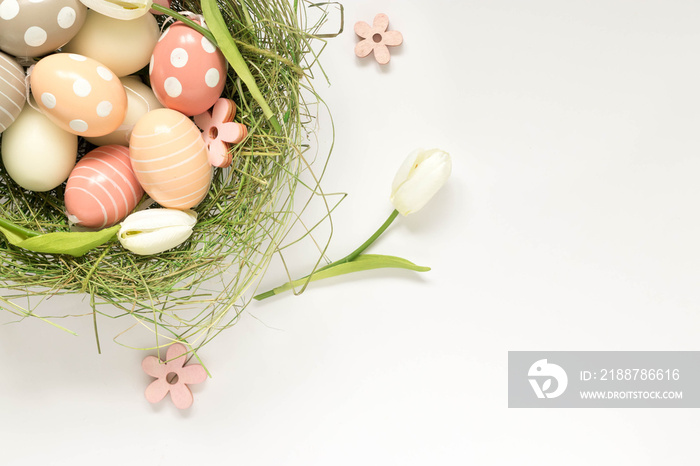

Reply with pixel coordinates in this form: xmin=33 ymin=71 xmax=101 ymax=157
xmin=149 ymin=20 xmax=227 ymax=116
xmin=65 ymin=145 xmax=144 ymax=229
xmin=30 ymin=53 xmax=127 ymax=137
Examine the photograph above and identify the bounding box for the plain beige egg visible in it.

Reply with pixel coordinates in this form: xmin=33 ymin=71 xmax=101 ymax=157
xmin=85 ymin=76 xmax=163 ymax=146
xmin=62 ymin=10 xmax=160 ymax=77
xmin=1 ymin=104 xmax=77 ymax=192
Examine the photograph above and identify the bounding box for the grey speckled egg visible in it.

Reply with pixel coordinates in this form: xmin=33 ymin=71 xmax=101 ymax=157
xmin=0 ymin=50 xmax=26 ymax=133
xmin=0 ymin=0 xmax=86 ymax=58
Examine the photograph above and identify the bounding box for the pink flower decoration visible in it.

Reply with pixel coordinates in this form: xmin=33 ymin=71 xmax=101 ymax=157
xmin=195 ymin=98 xmax=248 ymax=168
xmin=142 ymin=343 xmax=207 ymax=409
xmin=354 ymin=13 xmax=403 ymax=65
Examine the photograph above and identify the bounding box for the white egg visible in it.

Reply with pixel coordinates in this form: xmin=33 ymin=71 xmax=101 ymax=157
xmin=1 ymin=104 xmax=77 ymax=192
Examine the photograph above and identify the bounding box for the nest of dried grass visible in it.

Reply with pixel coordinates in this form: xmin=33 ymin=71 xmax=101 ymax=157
xmin=0 ymin=0 xmax=339 ymax=352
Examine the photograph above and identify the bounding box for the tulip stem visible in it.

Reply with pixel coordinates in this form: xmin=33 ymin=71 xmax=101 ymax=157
xmin=317 ymin=209 xmax=399 ymax=272
xmin=253 ymin=209 xmax=400 ymax=300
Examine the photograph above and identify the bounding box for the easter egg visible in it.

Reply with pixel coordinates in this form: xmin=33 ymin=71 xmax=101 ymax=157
xmin=63 ymin=10 xmax=160 ymax=77
xmin=0 ymin=50 xmax=26 ymax=133
xmin=130 ymin=109 xmax=212 ymax=209
xmin=0 ymin=0 xmax=86 ymax=58
xmin=30 ymin=53 xmax=127 ymax=137
xmin=1 ymin=104 xmax=77 ymax=192
xmin=149 ymin=21 xmax=227 ymax=116
xmin=65 ymin=145 xmax=144 ymax=229
xmin=85 ymin=76 xmax=163 ymax=147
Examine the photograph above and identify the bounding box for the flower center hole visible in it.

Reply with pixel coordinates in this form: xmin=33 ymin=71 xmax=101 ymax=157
xmin=166 ymin=372 xmax=179 ymax=385
xmin=209 ymin=127 xmax=219 ymax=139
xmin=372 ymin=33 xmax=382 ymax=43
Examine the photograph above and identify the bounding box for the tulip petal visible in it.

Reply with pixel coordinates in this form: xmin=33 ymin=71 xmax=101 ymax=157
xmin=382 ymin=30 xmax=403 ymax=47
xmin=355 ymin=40 xmax=375 ymax=58
xmin=120 ymin=209 xmax=197 ymax=232
xmin=169 ymin=383 xmax=194 ymax=409
xmin=145 ymin=379 xmax=170 ymax=404
xmin=142 ymin=355 xmax=168 ymax=378
xmin=391 ymin=148 xmax=421 ymax=196
xmin=120 ymin=225 xmax=195 ymax=255
xmin=373 ymin=13 xmax=389 ymax=32
xmin=353 ymin=20 xmax=372 ymax=38
xmin=80 ymin=0 xmax=152 ymax=20
xmin=373 ymin=44 xmax=391 ymax=65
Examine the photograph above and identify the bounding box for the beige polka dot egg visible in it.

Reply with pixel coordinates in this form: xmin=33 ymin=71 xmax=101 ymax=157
xmin=30 ymin=53 xmax=127 ymax=137
xmin=0 ymin=0 xmax=86 ymax=58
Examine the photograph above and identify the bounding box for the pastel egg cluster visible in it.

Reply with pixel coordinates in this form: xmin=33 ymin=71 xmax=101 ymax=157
xmin=0 ymin=6 xmax=249 ymax=251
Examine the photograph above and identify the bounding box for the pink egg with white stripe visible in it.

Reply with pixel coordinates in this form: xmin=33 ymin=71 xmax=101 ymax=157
xmin=65 ymin=145 xmax=144 ymax=229
xmin=149 ymin=20 xmax=227 ymax=116
xmin=130 ymin=108 xmax=212 ymax=209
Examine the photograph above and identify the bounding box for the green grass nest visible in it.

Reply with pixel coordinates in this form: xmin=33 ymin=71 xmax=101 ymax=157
xmin=0 ymin=0 xmax=338 ymax=351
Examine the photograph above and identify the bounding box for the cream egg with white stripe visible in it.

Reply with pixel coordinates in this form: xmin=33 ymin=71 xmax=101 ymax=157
xmin=0 ymin=50 xmax=26 ymax=133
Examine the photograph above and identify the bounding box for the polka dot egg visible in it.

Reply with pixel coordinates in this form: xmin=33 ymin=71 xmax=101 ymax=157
xmin=0 ymin=0 xmax=86 ymax=58
xmin=65 ymin=145 xmax=144 ymax=229
xmin=30 ymin=53 xmax=127 ymax=137
xmin=0 ymin=50 xmax=26 ymax=133
xmin=130 ymin=108 xmax=212 ymax=209
xmin=149 ymin=21 xmax=227 ymax=116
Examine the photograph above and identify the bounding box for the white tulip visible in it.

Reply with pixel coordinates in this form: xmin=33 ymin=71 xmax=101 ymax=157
xmin=79 ymin=0 xmax=153 ymax=20
xmin=390 ymin=148 xmax=452 ymax=216
xmin=118 ymin=209 xmax=197 ymax=255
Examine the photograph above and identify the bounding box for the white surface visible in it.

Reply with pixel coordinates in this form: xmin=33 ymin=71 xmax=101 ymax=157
xmin=3 ymin=1 xmax=700 ymax=464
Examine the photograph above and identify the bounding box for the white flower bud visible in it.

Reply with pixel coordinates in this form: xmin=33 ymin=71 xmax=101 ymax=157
xmin=118 ymin=209 xmax=197 ymax=255
xmin=390 ymin=148 xmax=452 ymax=216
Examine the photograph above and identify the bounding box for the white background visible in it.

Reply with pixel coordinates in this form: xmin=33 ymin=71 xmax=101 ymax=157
xmin=3 ymin=0 xmax=700 ymax=464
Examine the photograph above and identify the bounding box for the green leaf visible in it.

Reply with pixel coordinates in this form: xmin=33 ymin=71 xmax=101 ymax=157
xmin=201 ymin=0 xmax=282 ymax=133
xmin=0 ymin=224 xmax=120 ymax=257
xmin=254 ymin=254 xmax=430 ymax=300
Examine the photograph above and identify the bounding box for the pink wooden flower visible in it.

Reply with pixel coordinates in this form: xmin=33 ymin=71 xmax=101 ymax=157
xmin=142 ymin=343 xmax=207 ymax=409
xmin=195 ymin=98 xmax=248 ymax=168
xmin=354 ymin=13 xmax=403 ymax=65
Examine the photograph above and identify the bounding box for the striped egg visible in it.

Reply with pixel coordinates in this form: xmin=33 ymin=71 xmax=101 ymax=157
xmin=65 ymin=145 xmax=144 ymax=229
xmin=129 ymin=108 xmax=212 ymax=209
xmin=0 ymin=50 xmax=26 ymax=133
